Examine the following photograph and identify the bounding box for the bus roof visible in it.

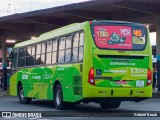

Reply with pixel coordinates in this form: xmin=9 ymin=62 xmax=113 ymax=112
xmin=14 ymin=22 xmax=84 ymax=48
xmin=91 ymin=20 xmax=145 ymax=27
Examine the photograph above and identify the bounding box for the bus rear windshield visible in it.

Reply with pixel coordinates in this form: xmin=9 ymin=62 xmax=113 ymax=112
xmin=93 ymin=25 xmax=147 ymax=50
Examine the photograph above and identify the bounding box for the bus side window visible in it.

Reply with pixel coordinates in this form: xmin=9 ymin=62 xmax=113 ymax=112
xmin=26 ymin=46 xmax=34 ymax=66
xmin=79 ymin=46 xmax=83 ymax=61
xmin=18 ymin=48 xmax=26 ymax=67
xmin=32 ymin=45 xmax=36 ymax=65
xmin=36 ymin=43 xmax=42 ymax=65
xmin=79 ymin=32 xmax=84 ymax=46
xmin=72 ymin=32 xmax=84 ymax=62
xmin=73 ymin=33 xmax=79 ymax=47
xmin=46 ymin=40 xmax=52 ymax=64
xmin=65 ymin=36 xmax=72 ymax=63
xmin=78 ymin=32 xmax=84 ymax=61
xmin=72 ymin=33 xmax=79 ymax=62
xmin=52 ymin=39 xmax=58 ymax=64
xmin=41 ymin=42 xmax=46 ymax=64
xmin=72 ymin=48 xmax=78 ymax=62
xmin=58 ymin=37 xmax=65 ymax=63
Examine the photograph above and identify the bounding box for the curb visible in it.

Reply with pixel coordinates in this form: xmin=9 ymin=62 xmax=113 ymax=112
xmin=152 ymin=92 xmax=160 ymax=98
xmin=0 ymin=91 xmax=7 ymax=96
xmin=0 ymin=88 xmax=8 ymax=96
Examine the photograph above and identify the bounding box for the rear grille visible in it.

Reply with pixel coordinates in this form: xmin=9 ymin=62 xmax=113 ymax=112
xmin=97 ymin=55 xmax=145 ymax=59
xmin=73 ymin=75 xmax=82 ymax=95
xmin=95 ymin=76 xmax=112 ymax=80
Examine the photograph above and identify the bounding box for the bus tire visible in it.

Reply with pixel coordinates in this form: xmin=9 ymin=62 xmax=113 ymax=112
xmin=54 ymin=84 xmax=65 ymax=110
xmin=54 ymin=84 xmax=76 ymax=110
xmin=18 ymin=85 xmax=32 ymax=104
xmin=100 ymin=101 xmax=121 ymax=109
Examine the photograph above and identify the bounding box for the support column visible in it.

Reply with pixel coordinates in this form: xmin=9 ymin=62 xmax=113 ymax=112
xmin=2 ymin=39 xmax=7 ymax=90
xmin=156 ymin=18 xmax=160 ymax=92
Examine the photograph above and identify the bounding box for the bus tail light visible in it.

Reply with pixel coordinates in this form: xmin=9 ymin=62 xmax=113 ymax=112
xmin=88 ymin=67 xmax=95 ymax=85
xmin=147 ymin=69 xmax=152 ymax=86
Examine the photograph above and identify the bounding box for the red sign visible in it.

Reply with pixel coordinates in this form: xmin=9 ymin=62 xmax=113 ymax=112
xmin=94 ymin=26 xmax=132 ymax=49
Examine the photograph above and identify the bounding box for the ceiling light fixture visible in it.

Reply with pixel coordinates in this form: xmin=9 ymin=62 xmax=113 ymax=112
xmin=6 ymin=40 xmax=16 ymax=43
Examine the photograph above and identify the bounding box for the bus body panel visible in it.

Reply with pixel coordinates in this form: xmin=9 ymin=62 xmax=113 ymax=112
xmin=82 ymin=22 xmax=152 ymax=100
xmin=10 ymin=73 xmax=18 ymax=96
xmin=93 ymin=55 xmax=149 ymax=87
xmin=10 ymin=65 xmax=83 ymax=102
xmin=72 ymin=63 xmax=83 ymax=102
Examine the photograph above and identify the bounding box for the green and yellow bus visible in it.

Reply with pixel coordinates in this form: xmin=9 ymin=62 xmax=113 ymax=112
xmin=10 ymin=20 xmax=152 ymax=110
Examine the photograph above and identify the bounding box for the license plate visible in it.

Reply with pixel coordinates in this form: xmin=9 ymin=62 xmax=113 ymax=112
xmin=116 ymin=80 xmax=127 ymax=84
xmin=136 ymin=81 xmax=144 ymax=87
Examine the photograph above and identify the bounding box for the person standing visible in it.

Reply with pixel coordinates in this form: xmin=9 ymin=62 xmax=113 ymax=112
xmin=153 ymin=64 xmax=157 ymax=89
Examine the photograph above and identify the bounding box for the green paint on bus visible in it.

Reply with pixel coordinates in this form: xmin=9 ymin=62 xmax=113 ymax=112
xmin=10 ymin=21 xmax=152 ymax=110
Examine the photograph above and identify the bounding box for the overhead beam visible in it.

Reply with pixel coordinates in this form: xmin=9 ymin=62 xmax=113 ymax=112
xmin=102 ymin=6 xmax=152 ymax=21
xmin=0 ymin=31 xmax=43 ymax=41
xmin=0 ymin=25 xmax=31 ymax=32
xmin=109 ymin=1 xmax=159 ymax=16
xmin=26 ymin=14 xmax=89 ymax=27
xmin=0 ymin=22 xmax=34 ymax=32
xmin=61 ymin=11 xmax=95 ymax=20
xmin=63 ymin=10 xmax=111 ymax=20
xmin=23 ymin=18 xmax=61 ymax=27
xmin=125 ymin=16 xmax=157 ymax=24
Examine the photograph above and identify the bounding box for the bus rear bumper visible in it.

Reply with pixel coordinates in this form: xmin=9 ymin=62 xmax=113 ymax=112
xmin=83 ymin=86 xmax=152 ymax=99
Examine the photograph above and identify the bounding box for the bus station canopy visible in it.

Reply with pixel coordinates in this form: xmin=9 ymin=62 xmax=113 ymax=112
xmin=0 ymin=0 xmax=160 ymax=45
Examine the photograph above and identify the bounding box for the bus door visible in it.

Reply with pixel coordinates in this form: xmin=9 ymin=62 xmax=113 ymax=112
xmin=10 ymin=48 xmax=18 ymax=96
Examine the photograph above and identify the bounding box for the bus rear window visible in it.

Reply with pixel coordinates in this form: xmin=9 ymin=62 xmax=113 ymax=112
xmin=93 ymin=25 xmax=146 ymax=50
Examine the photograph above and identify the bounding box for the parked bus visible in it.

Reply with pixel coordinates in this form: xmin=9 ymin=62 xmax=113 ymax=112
xmin=10 ymin=21 xmax=152 ymax=110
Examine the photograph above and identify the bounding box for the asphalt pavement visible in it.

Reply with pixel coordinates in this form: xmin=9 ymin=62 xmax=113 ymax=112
xmin=0 ymin=96 xmax=160 ymax=113
xmin=0 ymin=89 xmax=160 ymax=120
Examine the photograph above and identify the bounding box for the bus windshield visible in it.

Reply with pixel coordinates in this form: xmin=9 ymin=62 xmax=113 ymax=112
xmin=93 ymin=25 xmax=146 ymax=50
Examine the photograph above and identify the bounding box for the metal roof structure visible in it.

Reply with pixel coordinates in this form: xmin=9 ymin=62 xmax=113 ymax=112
xmin=0 ymin=0 xmax=160 ymax=46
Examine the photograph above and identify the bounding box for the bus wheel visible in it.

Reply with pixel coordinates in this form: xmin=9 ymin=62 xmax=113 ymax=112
xmin=54 ymin=84 xmax=76 ymax=110
xmin=18 ymin=86 xmax=32 ymax=104
xmin=100 ymin=101 xmax=121 ymax=109
xmin=54 ymin=84 xmax=65 ymax=110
